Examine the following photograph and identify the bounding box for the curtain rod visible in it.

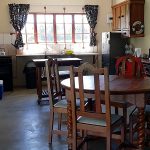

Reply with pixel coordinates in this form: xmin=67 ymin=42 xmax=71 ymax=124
xmin=30 ymin=4 xmax=85 ymax=7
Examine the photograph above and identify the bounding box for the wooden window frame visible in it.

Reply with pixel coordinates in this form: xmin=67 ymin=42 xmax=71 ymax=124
xmin=23 ymin=13 xmax=90 ymax=44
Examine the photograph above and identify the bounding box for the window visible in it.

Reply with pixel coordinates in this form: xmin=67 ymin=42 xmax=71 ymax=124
xmin=22 ymin=13 xmax=90 ymax=45
xmin=74 ymin=14 xmax=90 ymax=43
xmin=22 ymin=14 xmax=35 ymax=43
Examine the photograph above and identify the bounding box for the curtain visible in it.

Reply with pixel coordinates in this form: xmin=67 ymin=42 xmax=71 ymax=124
xmin=8 ymin=4 xmax=30 ymax=49
xmin=84 ymin=5 xmax=98 ymax=46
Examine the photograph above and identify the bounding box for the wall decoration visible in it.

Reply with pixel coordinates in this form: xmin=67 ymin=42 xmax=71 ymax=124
xmin=132 ymin=21 xmax=144 ymax=35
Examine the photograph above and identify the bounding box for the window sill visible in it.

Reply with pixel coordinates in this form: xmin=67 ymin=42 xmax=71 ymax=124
xmin=16 ymin=52 xmax=99 ymax=57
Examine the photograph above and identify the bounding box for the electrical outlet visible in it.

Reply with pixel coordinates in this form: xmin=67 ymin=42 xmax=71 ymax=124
xmin=107 ymin=13 xmax=113 ymax=24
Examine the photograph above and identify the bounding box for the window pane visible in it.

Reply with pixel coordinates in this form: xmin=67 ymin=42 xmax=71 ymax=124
xmin=27 ymin=34 xmax=35 ymax=43
xmin=74 ymin=15 xmax=82 ymax=23
xmin=65 ymin=24 xmax=72 ymax=34
xmin=83 ymin=15 xmax=88 ymax=23
xmin=57 ymin=35 xmax=64 ymax=42
xmin=22 ymin=34 xmax=26 ymax=43
xmin=22 ymin=27 xmax=26 ymax=33
xmin=56 ymin=15 xmax=63 ymax=23
xmin=47 ymin=35 xmax=54 ymax=42
xmin=37 ymin=15 xmax=45 ymax=23
xmin=65 ymin=34 xmax=72 ymax=42
xmin=83 ymin=34 xmax=90 ymax=42
xmin=37 ymin=24 xmax=45 ymax=42
xmin=46 ymin=24 xmax=54 ymax=34
xmin=26 ymin=24 xmax=34 ymax=34
xmin=75 ymin=24 xmax=82 ymax=33
xmin=56 ymin=24 xmax=64 ymax=34
xmin=46 ymin=15 xmax=53 ymax=23
xmin=46 ymin=24 xmax=54 ymax=42
xmin=38 ymin=34 xmax=46 ymax=42
xmin=37 ymin=24 xmax=45 ymax=33
xmin=75 ymin=34 xmax=82 ymax=42
xmin=27 ymin=14 xmax=34 ymax=23
xmin=83 ymin=24 xmax=90 ymax=33
xmin=64 ymin=15 xmax=72 ymax=23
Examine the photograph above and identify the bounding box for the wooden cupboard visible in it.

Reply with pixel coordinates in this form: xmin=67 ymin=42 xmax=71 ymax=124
xmin=112 ymin=0 xmax=145 ymax=37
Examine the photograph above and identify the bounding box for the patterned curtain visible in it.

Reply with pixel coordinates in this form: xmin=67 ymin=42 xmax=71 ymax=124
xmin=8 ymin=4 xmax=30 ymax=49
xmin=84 ymin=5 xmax=98 ymax=46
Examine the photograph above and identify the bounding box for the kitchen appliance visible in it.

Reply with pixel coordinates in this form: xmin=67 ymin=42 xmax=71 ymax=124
xmin=102 ymin=32 xmax=129 ymax=74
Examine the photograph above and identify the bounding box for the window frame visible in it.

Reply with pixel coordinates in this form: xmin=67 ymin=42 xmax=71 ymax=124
xmin=22 ymin=13 xmax=90 ymax=45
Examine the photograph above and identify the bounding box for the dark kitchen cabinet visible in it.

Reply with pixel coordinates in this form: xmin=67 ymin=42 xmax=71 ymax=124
xmin=0 ymin=56 xmax=13 ymax=91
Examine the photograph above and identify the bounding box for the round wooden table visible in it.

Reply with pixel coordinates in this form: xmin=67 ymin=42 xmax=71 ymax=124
xmin=61 ymin=75 xmax=150 ymax=150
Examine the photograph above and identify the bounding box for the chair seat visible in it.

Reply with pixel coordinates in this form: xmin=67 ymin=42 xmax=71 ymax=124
xmin=131 ymin=105 xmax=150 ymax=116
xmin=77 ymin=114 xmax=122 ymax=127
xmin=54 ymin=99 xmax=80 ymax=108
xmin=54 ymin=100 xmax=67 ymax=108
xmin=59 ymin=70 xmax=70 ymax=79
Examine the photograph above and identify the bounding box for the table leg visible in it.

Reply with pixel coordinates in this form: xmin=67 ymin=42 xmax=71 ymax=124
xmin=137 ymin=107 xmax=145 ymax=150
xmin=36 ymin=67 xmax=42 ymax=103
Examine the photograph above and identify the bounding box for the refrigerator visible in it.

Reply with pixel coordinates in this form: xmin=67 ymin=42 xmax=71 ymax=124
xmin=102 ymin=32 xmax=129 ymax=75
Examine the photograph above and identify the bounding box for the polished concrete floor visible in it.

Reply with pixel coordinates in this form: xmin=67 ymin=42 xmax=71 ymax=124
xmin=0 ymin=88 xmax=148 ymax=150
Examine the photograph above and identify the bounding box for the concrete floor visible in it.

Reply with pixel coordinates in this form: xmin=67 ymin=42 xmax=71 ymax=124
xmin=0 ymin=88 xmax=148 ymax=150
xmin=0 ymin=88 xmax=68 ymax=150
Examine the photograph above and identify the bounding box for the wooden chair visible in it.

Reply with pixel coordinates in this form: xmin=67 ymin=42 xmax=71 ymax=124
xmin=116 ymin=55 xmax=144 ymax=78
xmin=129 ymin=94 xmax=150 ymax=146
xmin=116 ymin=55 xmax=149 ymax=147
xmin=69 ymin=63 xmax=125 ymax=150
xmin=115 ymin=55 xmax=144 ymax=131
xmin=45 ymin=58 xmax=68 ymax=144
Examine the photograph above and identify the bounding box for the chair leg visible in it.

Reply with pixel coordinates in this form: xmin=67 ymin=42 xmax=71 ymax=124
xmin=106 ymin=133 xmax=111 ymax=150
xmin=115 ymin=107 xmax=118 ymax=115
xmin=58 ymin=113 xmax=62 ymax=130
xmin=82 ymin=130 xmax=87 ymax=150
xmin=121 ymin=119 xmax=125 ymax=143
xmin=122 ymin=105 xmax=127 ymax=140
xmin=49 ymin=110 xmax=54 ymax=144
xmin=129 ymin=115 xmax=134 ymax=144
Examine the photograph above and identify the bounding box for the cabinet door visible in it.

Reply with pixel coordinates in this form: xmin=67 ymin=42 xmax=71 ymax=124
xmin=121 ymin=3 xmax=130 ymax=36
xmin=112 ymin=6 xmax=121 ymax=30
xmin=120 ymin=4 xmax=126 ymax=30
xmin=130 ymin=2 xmax=144 ymax=37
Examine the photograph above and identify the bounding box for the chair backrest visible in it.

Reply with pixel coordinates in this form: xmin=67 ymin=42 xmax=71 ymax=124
xmin=70 ymin=62 xmax=111 ymax=133
xmin=45 ymin=58 xmax=61 ymax=107
xmin=116 ymin=55 xmax=145 ymax=78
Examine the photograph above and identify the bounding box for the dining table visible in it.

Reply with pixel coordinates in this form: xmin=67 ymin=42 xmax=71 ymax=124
xmin=61 ymin=75 xmax=150 ymax=150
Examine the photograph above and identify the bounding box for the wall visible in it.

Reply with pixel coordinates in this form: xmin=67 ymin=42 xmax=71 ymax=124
xmin=0 ymin=0 xmax=112 ymax=87
xmin=1 ymin=0 xmax=150 ymax=87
